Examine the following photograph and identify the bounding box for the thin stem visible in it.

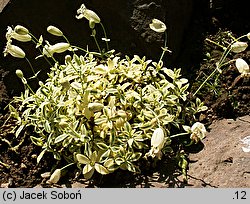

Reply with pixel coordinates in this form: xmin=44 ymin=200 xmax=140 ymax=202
xmin=205 ymin=38 xmax=226 ymax=50
xmin=92 ymin=33 xmax=102 ymax=55
xmin=158 ymin=31 xmax=168 ymax=64
xmin=25 ymin=57 xmax=39 ymax=82
xmin=100 ymin=22 xmax=109 ymax=51
xmin=63 ymin=35 xmax=75 ymax=55
xmin=193 ymin=34 xmax=248 ymax=96
xmin=170 ymin=132 xmax=189 ymax=138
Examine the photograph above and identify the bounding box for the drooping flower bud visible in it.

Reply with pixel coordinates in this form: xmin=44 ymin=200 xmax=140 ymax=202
xmin=14 ymin=25 xmax=29 ymax=35
xmin=47 ymin=26 xmax=63 ymax=37
xmin=16 ymin=69 xmax=24 ymax=78
xmin=235 ymin=58 xmax=249 ymax=75
xmin=231 ymin=42 xmax=248 ymax=53
xmin=149 ymin=19 xmax=167 ymax=33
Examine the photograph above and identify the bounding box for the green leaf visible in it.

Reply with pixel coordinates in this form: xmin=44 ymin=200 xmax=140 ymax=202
xmin=96 ymin=142 xmax=109 ymax=150
xmin=130 ymin=152 xmax=142 ymax=162
xmin=115 ymin=157 xmax=125 ymax=165
xmin=62 ymin=137 xmax=73 ymax=147
xmin=94 ymin=163 xmax=109 ymax=175
xmin=15 ymin=124 xmax=25 ymax=138
xmin=83 ymin=164 xmax=94 ymax=175
xmin=76 ymin=154 xmax=90 ymax=164
xmin=83 ymin=166 xmax=95 ymax=180
xmin=127 ymin=162 xmax=137 ymax=172
xmin=30 ymin=136 xmax=43 ymax=146
xmin=54 ymin=134 xmax=69 ymax=144
xmin=44 ymin=120 xmax=51 ymax=133
xmin=37 ymin=149 xmax=46 ymax=164
xmin=71 ymin=82 xmax=82 ymax=90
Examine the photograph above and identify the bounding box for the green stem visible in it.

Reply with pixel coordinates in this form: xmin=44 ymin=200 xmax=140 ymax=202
xmin=61 ymin=163 xmax=74 ymax=171
xmin=25 ymin=57 xmax=39 ymax=82
xmin=158 ymin=31 xmax=168 ymax=64
xmin=170 ymin=132 xmax=189 ymax=138
xmin=100 ymin=22 xmax=109 ymax=51
xmin=92 ymin=33 xmax=102 ymax=55
xmin=193 ymin=34 xmax=247 ymax=96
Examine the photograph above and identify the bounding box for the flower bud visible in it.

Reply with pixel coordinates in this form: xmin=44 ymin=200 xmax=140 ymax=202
xmin=149 ymin=19 xmax=166 ymax=33
xmin=235 ymin=58 xmax=249 ymax=75
xmin=7 ymin=44 xmax=26 ymax=58
xmin=47 ymin=26 xmax=63 ymax=37
xmin=48 ymin=169 xmax=61 ymax=184
xmin=16 ymin=69 xmax=24 ymax=78
xmin=231 ymin=42 xmax=248 ymax=53
xmin=12 ymin=33 xmax=31 ymax=42
xmin=14 ymin=25 xmax=29 ymax=35
xmin=65 ymin=55 xmax=72 ymax=64
xmin=50 ymin=43 xmax=70 ymax=54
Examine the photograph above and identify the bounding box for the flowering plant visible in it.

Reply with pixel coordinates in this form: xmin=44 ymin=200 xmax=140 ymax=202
xmin=3 ymin=4 xmax=207 ymax=183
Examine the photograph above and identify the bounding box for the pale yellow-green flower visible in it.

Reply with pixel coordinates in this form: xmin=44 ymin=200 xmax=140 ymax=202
xmin=235 ymin=58 xmax=249 ymax=76
xmin=149 ymin=19 xmax=166 ymax=33
xmin=4 ymin=43 xmax=25 ymax=58
xmin=12 ymin=32 xmax=31 ymax=42
xmin=43 ymin=43 xmax=70 ymax=57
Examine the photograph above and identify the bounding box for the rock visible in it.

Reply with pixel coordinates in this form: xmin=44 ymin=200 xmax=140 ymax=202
xmin=0 ymin=0 xmax=9 ymax=13
xmin=187 ymin=115 xmax=250 ymax=187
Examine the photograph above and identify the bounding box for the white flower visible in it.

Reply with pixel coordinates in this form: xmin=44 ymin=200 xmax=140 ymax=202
xmin=48 ymin=169 xmax=61 ymax=184
xmin=190 ymin=122 xmax=206 ymax=143
xmin=146 ymin=127 xmax=165 ymax=159
xmin=235 ymin=58 xmax=249 ymax=76
xmin=47 ymin=26 xmax=63 ymax=37
xmin=76 ymin=3 xmax=100 ymax=29
xmin=241 ymin=136 xmax=250 ymax=153
xmin=231 ymin=42 xmax=248 ymax=53
xmin=149 ymin=19 xmax=166 ymax=33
